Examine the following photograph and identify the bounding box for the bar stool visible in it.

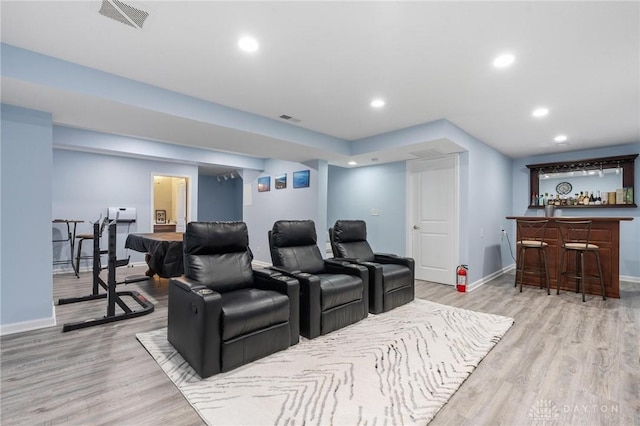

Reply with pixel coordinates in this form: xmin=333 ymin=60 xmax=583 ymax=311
xmin=75 ymin=216 xmax=108 ymax=276
xmin=514 ymin=219 xmax=550 ymax=294
xmin=556 ymin=220 xmax=605 ymax=302
xmin=53 ymin=219 xmax=83 ymax=278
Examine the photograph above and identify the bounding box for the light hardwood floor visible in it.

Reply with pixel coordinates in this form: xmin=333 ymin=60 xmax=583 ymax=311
xmin=1 ymin=266 xmax=638 ymax=425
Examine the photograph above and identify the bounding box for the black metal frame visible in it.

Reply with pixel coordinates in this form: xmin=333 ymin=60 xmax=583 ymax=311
xmin=57 ymin=221 xmax=154 ymax=332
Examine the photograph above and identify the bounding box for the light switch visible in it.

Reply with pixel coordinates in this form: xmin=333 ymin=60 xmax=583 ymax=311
xmin=371 ymin=208 xmax=379 ymax=216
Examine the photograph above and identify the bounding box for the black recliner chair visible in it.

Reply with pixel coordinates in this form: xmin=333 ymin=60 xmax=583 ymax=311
xmin=269 ymin=220 xmax=369 ymax=339
xmin=168 ymin=221 xmax=299 ymax=378
xmin=329 ymin=220 xmax=415 ymax=314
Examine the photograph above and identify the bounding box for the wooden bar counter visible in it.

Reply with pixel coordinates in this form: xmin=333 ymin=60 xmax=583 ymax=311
xmin=506 ymin=216 xmax=633 ymax=298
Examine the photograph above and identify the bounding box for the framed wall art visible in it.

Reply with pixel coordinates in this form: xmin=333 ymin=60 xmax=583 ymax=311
xmin=275 ymin=174 xmax=287 ymax=189
xmin=258 ymin=176 xmax=271 ymax=192
xmin=293 ymin=170 xmax=310 ymax=188
xmin=155 ymin=209 xmax=167 ymax=224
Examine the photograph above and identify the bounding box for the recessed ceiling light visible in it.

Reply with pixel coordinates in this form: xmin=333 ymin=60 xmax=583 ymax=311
xmin=371 ymin=99 xmax=385 ymax=108
xmin=348 ymin=161 xmax=358 ymax=166
xmin=493 ymin=53 xmax=515 ymax=68
xmin=238 ymin=36 xmax=259 ymax=53
xmin=554 ymin=135 xmax=568 ymax=143
xmin=532 ymin=107 xmax=549 ymax=118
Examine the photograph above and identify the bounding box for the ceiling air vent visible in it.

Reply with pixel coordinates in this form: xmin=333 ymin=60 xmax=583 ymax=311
xmin=410 ymin=149 xmax=446 ymax=159
xmin=279 ymin=114 xmax=301 ymax=123
xmin=99 ymin=0 xmax=149 ymax=29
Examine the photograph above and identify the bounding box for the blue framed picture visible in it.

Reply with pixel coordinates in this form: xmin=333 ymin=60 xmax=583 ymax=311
xmin=293 ymin=170 xmax=310 ymax=188
xmin=257 ymin=176 xmax=270 ymax=192
xmin=275 ymin=174 xmax=287 ymax=189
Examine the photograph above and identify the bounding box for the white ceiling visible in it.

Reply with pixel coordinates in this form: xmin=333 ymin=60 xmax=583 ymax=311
xmin=1 ymin=1 xmax=639 ymax=169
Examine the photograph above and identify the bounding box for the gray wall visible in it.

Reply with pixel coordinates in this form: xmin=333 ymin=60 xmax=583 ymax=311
xmin=1 ymin=105 xmax=54 ymax=331
xmin=52 ymin=149 xmax=199 ymax=271
xmin=198 ymin=175 xmax=243 ymax=222
xmin=243 ymin=159 xmax=328 ymax=263
xmin=328 ymin=162 xmax=407 ymax=255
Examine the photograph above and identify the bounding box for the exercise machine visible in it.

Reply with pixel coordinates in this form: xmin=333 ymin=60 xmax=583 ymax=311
xmin=57 ymin=219 xmax=154 ymax=332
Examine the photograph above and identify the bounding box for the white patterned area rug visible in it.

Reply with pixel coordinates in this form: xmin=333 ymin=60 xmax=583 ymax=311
xmin=137 ymin=299 xmax=513 ymax=426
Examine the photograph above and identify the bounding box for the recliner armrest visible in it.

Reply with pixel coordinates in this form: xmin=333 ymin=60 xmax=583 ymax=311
xmin=373 ymin=253 xmax=415 ymax=270
xmin=324 ymin=259 xmax=368 ymax=278
xmin=170 ymin=276 xmax=208 ymax=294
xmin=329 ymin=256 xmax=363 ymax=264
xmin=268 ymin=265 xmax=302 ymax=275
xmin=253 ymin=267 xmax=282 ymax=280
xmin=254 ymin=270 xmax=300 ymax=295
xmin=253 ymin=269 xmax=300 ymax=346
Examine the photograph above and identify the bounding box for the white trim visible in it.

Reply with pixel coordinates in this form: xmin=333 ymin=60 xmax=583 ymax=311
xmin=0 ymin=303 xmax=57 ymax=336
xmin=620 ymin=275 xmax=640 ymax=284
xmin=466 ymin=264 xmax=516 ymax=292
xmin=150 ymin=173 xmax=191 ymax=233
xmin=406 ymin=155 xmax=459 ymax=285
xmin=55 ymin=261 xmax=148 ymax=275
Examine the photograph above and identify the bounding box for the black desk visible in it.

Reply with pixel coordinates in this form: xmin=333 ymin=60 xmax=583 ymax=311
xmin=125 ymin=232 xmax=183 ymax=278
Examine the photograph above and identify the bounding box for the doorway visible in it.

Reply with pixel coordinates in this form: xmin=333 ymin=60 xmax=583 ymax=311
xmin=152 ymin=175 xmax=189 ymax=233
xmin=407 ymin=156 xmax=458 ymax=285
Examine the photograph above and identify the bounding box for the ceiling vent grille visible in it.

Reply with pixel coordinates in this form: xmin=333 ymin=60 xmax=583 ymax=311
xmin=99 ymin=0 xmax=149 ymax=29
xmin=410 ymin=148 xmax=446 ymax=159
xmin=279 ymin=114 xmax=301 ymax=123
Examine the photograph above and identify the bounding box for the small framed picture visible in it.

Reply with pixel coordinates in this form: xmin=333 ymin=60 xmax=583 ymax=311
xmin=258 ymin=176 xmax=271 ymax=192
xmin=275 ymin=174 xmax=287 ymax=189
xmin=155 ymin=209 xmax=166 ymax=224
xmin=293 ymin=170 xmax=310 ymax=188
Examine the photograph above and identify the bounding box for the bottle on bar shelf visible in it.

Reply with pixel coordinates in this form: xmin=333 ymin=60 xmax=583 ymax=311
xmin=596 ymin=190 xmax=602 ymax=205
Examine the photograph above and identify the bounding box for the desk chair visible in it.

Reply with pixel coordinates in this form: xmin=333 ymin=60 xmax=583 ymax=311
xmin=514 ymin=219 xmax=550 ymax=294
xmin=556 ymin=220 xmax=605 ymax=302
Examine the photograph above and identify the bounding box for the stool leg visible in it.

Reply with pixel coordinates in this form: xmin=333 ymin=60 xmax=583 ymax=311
xmin=557 ymin=248 xmax=565 ymax=295
xmin=580 ymin=251 xmax=586 ymax=303
xmin=537 ymin=249 xmax=544 ymax=289
xmin=519 ymin=247 xmax=526 ymax=293
xmin=514 ymin=246 xmax=520 ymax=288
xmin=593 ymin=251 xmax=606 ymax=301
xmin=541 ymin=249 xmax=550 ymax=295
xmin=75 ymin=238 xmax=83 ymax=276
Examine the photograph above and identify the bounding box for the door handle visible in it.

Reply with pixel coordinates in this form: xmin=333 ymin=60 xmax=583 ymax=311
xmin=413 ymin=225 xmax=421 ymax=230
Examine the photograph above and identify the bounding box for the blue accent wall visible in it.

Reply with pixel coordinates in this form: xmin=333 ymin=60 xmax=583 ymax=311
xmin=52 ymin=148 xmax=199 ymax=270
xmin=243 ymin=159 xmax=327 ymax=263
xmin=1 ymin=105 xmax=54 ymax=330
xmin=328 ymin=162 xmax=407 ymax=256
xmin=198 ymin=175 xmax=243 ymax=222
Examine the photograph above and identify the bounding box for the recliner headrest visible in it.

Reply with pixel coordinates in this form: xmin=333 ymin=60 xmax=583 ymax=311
xmin=333 ymin=220 xmax=367 ymax=243
xmin=184 ymin=221 xmax=249 ymax=255
xmin=271 ymin=220 xmax=317 ymax=248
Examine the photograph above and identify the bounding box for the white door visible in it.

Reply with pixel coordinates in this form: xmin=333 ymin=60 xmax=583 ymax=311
xmin=176 ymin=180 xmax=187 ymax=232
xmin=408 ymin=156 xmax=458 ymax=285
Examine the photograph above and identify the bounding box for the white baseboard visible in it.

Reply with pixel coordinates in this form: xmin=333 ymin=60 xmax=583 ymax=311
xmin=620 ymin=275 xmax=640 ymax=284
xmin=54 ymin=261 xmax=148 ymax=275
xmin=467 ymin=265 xmax=639 ymax=289
xmin=467 ymin=264 xmax=515 ymax=292
xmin=0 ymin=303 xmax=57 ymax=336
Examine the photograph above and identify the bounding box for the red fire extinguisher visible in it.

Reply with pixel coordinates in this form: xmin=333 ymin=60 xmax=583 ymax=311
xmin=456 ymin=265 xmax=468 ymax=292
